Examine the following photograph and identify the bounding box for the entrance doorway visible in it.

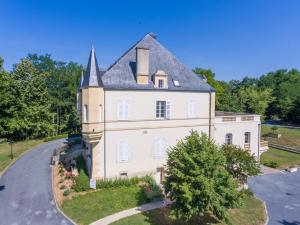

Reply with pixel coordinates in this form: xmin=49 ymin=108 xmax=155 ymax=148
xmin=155 ymin=167 xmax=165 ymax=184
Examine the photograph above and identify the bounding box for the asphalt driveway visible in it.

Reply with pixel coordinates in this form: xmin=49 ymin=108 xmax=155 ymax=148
xmin=0 ymin=139 xmax=74 ymax=225
xmin=248 ymin=170 xmax=300 ymax=225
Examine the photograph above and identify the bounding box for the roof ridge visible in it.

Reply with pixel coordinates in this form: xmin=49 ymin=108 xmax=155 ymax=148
xmin=104 ymin=33 xmax=154 ymax=74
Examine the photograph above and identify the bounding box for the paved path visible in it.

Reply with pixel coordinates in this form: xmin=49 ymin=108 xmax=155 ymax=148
xmin=0 ymin=139 xmax=74 ymax=225
xmin=260 ymin=165 xmax=280 ymax=174
xmin=249 ymin=169 xmax=300 ymax=225
xmin=90 ymin=199 xmax=172 ymax=225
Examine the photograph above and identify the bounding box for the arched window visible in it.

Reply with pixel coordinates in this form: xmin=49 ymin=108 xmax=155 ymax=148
xmin=99 ymin=104 xmax=102 ymax=122
xmin=83 ymin=104 xmax=88 ymax=122
xmin=225 ymin=133 xmax=233 ymax=145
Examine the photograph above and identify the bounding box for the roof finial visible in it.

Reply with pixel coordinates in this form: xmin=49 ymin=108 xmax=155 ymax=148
xmin=148 ymin=32 xmax=157 ymax=39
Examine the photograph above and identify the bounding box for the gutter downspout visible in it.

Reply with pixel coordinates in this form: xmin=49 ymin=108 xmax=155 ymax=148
xmin=258 ymin=123 xmax=261 ymax=161
xmin=104 ymin=90 xmax=107 ymax=178
xmin=209 ymin=92 xmax=212 ymax=139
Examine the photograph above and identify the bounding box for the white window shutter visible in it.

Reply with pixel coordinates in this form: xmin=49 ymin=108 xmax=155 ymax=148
xmin=166 ymin=101 xmax=171 ymax=119
xmin=117 ymin=141 xmax=129 ymax=162
xmin=188 ymin=100 xmax=196 ymax=118
xmin=124 ymin=101 xmax=129 ymax=119
xmin=117 ymin=100 xmax=129 ymax=120
xmin=117 ymin=101 xmax=123 ymax=120
xmin=154 ymin=138 xmax=166 ymax=158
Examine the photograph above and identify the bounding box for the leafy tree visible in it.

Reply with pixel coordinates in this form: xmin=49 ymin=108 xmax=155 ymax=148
xmin=221 ymin=144 xmax=260 ymax=181
xmin=237 ymin=86 xmax=274 ymax=116
xmin=165 ymin=131 xmax=240 ymax=223
xmin=193 ymin=68 xmax=225 ymax=108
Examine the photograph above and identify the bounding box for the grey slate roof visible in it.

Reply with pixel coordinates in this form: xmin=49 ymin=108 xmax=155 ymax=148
xmin=101 ymin=33 xmax=214 ymax=92
xmin=78 ymin=71 xmax=84 ymax=90
xmin=82 ymin=47 xmax=103 ymax=88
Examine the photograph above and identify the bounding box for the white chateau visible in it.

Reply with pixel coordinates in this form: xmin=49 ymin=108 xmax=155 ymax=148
xmin=77 ymin=33 xmax=267 ymax=183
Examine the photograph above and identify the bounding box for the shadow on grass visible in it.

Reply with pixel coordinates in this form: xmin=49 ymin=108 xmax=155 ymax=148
xmin=141 ymin=206 xmax=220 ymax=225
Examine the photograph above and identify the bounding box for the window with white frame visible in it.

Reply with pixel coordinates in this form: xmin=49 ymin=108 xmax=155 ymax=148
xmin=117 ymin=141 xmax=130 ymax=162
xmin=117 ymin=100 xmax=129 ymax=120
xmin=188 ymin=100 xmax=197 ymax=118
xmin=154 ymin=138 xmax=167 ymax=158
xmin=225 ymin=133 xmax=233 ymax=145
xmin=83 ymin=104 xmax=88 ymax=122
xmin=244 ymin=132 xmax=251 ymax=144
xmin=156 ymin=101 xmax=170 ymax=119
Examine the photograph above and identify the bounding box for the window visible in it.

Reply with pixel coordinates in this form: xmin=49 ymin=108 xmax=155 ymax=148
xmin=99 ymin=104 xmax=102 ymax=122
xmin=173 ymin=80 xmax=180 ymax=87
xmin=156 ymin=101 xmax=170 ymax=119
xmin=225 ymin=133 xmax=233 ymax=145
xmin=188 ymin=100 xmax=197 ymax=118
xmin=117 ymin=100 xmax=129 ymax=120
xmin=154 ymin=138 xmax=167 ymax=158
xmin=158 ymin=79 xmax=164 ymax=88
xmin=117 ymin=141 xmax=130 ymax=162
xmin=83 ymin=104 xmax=88 ymax=122
xmin=244 ymin=132 xmax=251 ymax=144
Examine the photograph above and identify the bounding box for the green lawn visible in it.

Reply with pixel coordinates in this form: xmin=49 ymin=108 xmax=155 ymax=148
xmin=260 ymin=147 xmax=300 ymax=169
xmin=61 ymin=186 xmax=149 ymax=225
xmin=0 ymin=139 xmax=44 ymax=172
xmin=111 ymin=194 xmax=265 ymax=225
xmin=261 ymin=125 xmax=300 ymax=148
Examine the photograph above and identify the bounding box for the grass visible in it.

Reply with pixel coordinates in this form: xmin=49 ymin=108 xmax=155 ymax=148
xmin=261 ymin=125 xmax=300 ymax=148
xmin=61 ymin=185 xmax=149 ymax=225
xmin=111 ymin=194 xmax=265 ymax=225
xmin=260 ymin=147 xmax=300 ymax=169
xmin=0 ymin=139 xmax=44 ymax=172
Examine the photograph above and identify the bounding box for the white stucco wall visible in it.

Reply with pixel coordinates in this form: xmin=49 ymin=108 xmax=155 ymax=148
xmin=104 ymin=126 xmax=209 ymax=179
xmin=102 ymin=90 xmax=211 ymax=179
xmin=214 ymin=116 xmax=261 ymax=157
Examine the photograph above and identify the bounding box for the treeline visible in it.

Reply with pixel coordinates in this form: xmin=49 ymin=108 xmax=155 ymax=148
xmin=0 ymin=55 xmax=83 ymax=140
xmin=0 ymin=54 xmax=299 ymax=141
xmin=194 ymin=68 xmax=300 ymax=122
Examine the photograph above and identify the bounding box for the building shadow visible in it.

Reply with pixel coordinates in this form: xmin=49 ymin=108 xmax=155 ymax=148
xmin=278 ymin=220 xmax=300 ymax=225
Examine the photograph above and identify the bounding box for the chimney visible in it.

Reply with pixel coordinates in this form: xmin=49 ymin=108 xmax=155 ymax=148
xmin=136 ymin=47 xmax=149 ymax=85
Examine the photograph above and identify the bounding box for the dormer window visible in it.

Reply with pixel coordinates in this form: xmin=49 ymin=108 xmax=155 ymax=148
xmin=154 ymin=70 xmax=168 ymax=89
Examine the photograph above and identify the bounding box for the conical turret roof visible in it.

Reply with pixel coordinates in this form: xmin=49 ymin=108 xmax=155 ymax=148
xmin=81 ymin=47 xmax=103 ymax=88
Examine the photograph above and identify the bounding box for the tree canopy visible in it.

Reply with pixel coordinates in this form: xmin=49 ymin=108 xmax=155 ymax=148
xmin=0 ymin=55 xmax=82 ymax=140
xmin=194 ymin=67 xmax=300 ymax=122
xmin=165 ymin=131 xmax=240 ymax=222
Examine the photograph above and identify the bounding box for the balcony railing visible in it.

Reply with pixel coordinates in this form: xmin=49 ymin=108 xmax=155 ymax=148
xmin=260 ymin=140 xmax=269 ymax=152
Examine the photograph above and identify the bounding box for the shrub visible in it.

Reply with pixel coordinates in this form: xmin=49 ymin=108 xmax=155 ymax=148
xmin=63 ymin=189 xmax=71 ymax=196
xmin=143 ymin=175 xmax=163 ymax=202
xmin=241 ymin=188 xmax=254 ymax=197
xmin=60 ymin=184 xmax=66 ymax=190
xmin=263 ymin=161 xmax=279 ymax=168
xmin=96 ymin=177 xmax=141 ymax=189
xmin=72 ymin=170 xmax=90 ymax=192
xmin=59 ymin=179 xmax=64 ymax=184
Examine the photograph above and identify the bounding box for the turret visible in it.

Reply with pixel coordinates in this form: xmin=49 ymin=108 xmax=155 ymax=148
xmin=81 ymin=47 xmax=104 ymax=143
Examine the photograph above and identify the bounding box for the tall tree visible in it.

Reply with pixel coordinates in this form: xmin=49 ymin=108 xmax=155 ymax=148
xmin=193 ymin=68 xmax=225 ymax=108
xmin=165 ymin=131 xmax=240 ymax=223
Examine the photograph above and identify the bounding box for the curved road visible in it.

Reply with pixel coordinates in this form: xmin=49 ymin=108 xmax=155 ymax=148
xmin=0 ymin=139 xmax=74 ymax=225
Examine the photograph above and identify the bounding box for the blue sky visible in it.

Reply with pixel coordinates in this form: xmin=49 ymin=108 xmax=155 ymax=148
xmin=1 ymin=0 xmax=300 ymax=81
